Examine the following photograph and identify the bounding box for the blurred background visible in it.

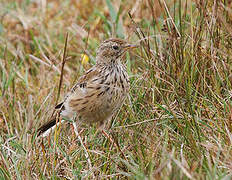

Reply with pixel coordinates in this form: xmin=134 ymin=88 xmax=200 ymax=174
xmin=0 ymin=0 xmax=232 ymax=179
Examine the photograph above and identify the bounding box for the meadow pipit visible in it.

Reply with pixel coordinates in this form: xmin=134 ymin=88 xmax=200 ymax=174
xmin=38 ymin=38 xmax=137 ymax=136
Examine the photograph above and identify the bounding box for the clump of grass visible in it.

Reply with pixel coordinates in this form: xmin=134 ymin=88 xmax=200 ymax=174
xmin=0 ymin=0 xmax=232 ymax=179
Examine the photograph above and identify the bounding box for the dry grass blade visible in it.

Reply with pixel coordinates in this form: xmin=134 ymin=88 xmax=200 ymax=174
xmin=1 ymin=0 xmax=232 ymax=179
xmin=56 ymin=32 xmax=69 ymax=105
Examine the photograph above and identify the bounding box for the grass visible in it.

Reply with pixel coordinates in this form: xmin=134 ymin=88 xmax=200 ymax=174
xmin=0 ymin=0 xmax=232 ymax=179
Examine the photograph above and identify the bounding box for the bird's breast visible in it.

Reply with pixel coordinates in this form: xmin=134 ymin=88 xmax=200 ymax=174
xmin=66 ymin=64 xmax=130 ymax=123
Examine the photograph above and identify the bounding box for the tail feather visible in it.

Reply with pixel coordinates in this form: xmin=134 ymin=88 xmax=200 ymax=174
xmin=55 ymin=102 xmax=64 ymax=109
xmin=38 ymin=102 xmax=65 ymax=137
xmin=37 ymin=118 xmax=57 ymax=136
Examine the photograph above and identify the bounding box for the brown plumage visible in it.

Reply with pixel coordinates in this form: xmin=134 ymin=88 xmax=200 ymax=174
xmin=38 ymin=38 xmax=137 ymax=136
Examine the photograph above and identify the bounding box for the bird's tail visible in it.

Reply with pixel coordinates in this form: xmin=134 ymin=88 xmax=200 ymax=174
xmin=38 ymin=116 xmax=65 ymax=137
xmin=38 ymin=102 xmax=65 ymax=137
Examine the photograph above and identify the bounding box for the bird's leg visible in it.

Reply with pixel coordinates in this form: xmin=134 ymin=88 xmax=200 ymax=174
xmin=101 ymin=129 xmax=127 ymax=160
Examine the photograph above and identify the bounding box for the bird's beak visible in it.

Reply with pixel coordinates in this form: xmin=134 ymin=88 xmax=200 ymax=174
xmin=123 ymin=44 xmax=138 ymax=50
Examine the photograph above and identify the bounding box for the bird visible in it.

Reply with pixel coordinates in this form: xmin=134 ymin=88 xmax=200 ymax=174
xmin=37 ymin=38 xmax=137 ymax=136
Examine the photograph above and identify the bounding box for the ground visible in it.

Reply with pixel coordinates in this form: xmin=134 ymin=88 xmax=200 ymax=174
xmin=0 ymin=0 xmax=232 ymax=179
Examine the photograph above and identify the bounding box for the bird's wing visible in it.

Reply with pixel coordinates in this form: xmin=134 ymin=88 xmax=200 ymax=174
xmin=70 ymin=67 xmax=100 ymax=93
xmin=38 ymin=67 xmax=100 ymax=136
xmin=55 ymin=67 xmax=100 ymax=109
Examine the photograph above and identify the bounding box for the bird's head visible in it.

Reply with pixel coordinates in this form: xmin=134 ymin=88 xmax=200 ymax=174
xmin=96 ymin=38 xmax=137 ymax=65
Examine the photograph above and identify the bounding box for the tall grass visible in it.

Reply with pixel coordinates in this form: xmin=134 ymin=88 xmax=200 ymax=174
xmin=0 ymin=0 xmax=232 ymax=179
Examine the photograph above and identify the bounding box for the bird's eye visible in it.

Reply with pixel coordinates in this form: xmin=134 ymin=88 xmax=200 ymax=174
xmin=112 ymin=45 xmax=119 ymax=50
